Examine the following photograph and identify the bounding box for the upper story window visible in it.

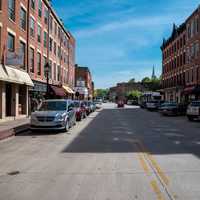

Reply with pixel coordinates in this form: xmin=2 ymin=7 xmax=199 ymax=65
xmin=7 ymin=32 xmax=15 ymax=52
xmin=44 ymin=31 xmax=47 ymax=48
xmin=0 ymin=0 xmax=2 ymax=10
xmin=43 ymin=56 xmax=47 ymax=78
xmin=49 ymin=38 xmax=53 ymax=52
xmin=187 ymin=24 xmax=191 ymax=39
xmin=49 ymin=15 xmax=53 ymax=33
xmin=20 ymin=7 xmax=26 ymax=30
xmin=196 ymin=17 xmax=199 ymax=33
xmin=37 ymin=24 xmax=41 ymax=43
xmin=44 ymin=8 xmax=48 ymax=24
xmin=8 ymin=0 xmax=15 ymax=21
xmin=30 ymin=17 xmax=35 ymax=37
xmin=31 ymin=0 xmax=35 ymax=10
xmin=29 ymin=47 xmax=34 ymax=73
xmin=58 ymin=27 xmax=61 ymax=39
xmin=54 ymin=22 xmax=57 ymax=36
xmin=38 ymin=0 xmax=42 ymax=18
xmin=19 ymin=41 xmax=26 ymax=69
xmin=37 ymin=52 xmax=41 ymax=75
xmin=54 ymin=42 xmax=56 ymax=55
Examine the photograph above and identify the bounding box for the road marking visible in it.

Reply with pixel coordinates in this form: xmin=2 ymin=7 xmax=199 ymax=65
xmin=150 ymin=180 xmax=166 ymax=200
xmin=137 ymin=153 xmax=150 ymax=176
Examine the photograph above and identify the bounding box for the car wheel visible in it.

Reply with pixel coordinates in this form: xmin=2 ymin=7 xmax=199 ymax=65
xmin=65 ymin=120 xmax=69 ymax=132
xmin=188 ymin=116 xmax=194 ymax=121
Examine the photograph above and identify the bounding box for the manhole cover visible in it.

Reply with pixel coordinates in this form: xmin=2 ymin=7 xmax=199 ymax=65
xmin=7 ymin=171 xmax=20 ymax=176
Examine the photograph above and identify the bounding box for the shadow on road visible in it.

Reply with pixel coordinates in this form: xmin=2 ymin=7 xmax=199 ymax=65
xmin=61 ymin=108 xmax=200 ymax=158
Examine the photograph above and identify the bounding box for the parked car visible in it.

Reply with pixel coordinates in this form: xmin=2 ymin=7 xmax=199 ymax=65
xmin=146 ymin=100 xmax=165 ymax=111
xmin=74 ymin=100 xmax=87 ymax=121
xmin=127 ymin=100 xmax=133 ymax=105
xmin=117 ymin=100 xmax=125 ymax=108
xmin=140 ymin=101 xmax=147 ymax=109
xmin=83 ymin=101 xmax=92 ymax=115
xmin=94 ymin=101 xmax=102 ymax=109
xmin=186 ymin=101 xmax=200 ymax=121
xmin=30 ymin=99 xmax=76 ymax=132
xmin=90 ymin=102 xmax=96 ymax=112
xmin=159 ymin=102 xmax=187 ymax=116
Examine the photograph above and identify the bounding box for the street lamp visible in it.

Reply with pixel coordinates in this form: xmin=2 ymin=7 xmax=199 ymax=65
xmin=45 ymin=62 xmax=50 ymax=98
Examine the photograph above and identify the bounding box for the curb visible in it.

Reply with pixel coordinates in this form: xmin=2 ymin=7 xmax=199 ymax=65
xmin=0 ymin=124 xmax=30 ymax=141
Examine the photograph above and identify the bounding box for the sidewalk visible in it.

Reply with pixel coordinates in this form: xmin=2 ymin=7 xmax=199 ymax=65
xmin=0 ymin=118 xmax=30 ymax=141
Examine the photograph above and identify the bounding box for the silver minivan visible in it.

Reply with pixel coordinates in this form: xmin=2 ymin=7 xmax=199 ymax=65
xmin=30 ymin=99 xmax=76 ymax=132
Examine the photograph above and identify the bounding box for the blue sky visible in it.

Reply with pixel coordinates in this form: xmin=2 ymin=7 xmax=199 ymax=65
xmin=52 ymin=0 xmax=200 ymax=89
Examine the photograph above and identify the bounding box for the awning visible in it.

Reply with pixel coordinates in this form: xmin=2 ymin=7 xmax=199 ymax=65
xmin=183 ymin=86 xmax=196 ymax=95
xmin=49 ymin=85 xmax=66 ymax=97
xmin=0 ymin=64 xmax=34 ymax=87
xmin=62 ymin=85 xmax=75 ymax=94
xmin=74 ymin=87 xmax=88 ymax=95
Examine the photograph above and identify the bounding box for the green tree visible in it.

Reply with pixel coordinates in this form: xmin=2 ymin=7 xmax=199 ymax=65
xmin=141 ymin=77 xmax=151 ymax=83
xmin=126 ymin=90 xmax=142 ymax=100
xmin=128 ymin=78 xmax=135 ymax=83
xmin=95 ymin=89 xmax=109 ymax=98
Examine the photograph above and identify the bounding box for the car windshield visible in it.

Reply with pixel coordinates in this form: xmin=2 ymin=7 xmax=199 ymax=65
xmin=161 ymin=102 xmax=177 ymax=107
xmin=74 ymin=101 xmax=80 ymax=107
xmin=38 ymin=101 xmax=67 ymax=111
xmin=191 ymin=101 xmax=200 ymax=107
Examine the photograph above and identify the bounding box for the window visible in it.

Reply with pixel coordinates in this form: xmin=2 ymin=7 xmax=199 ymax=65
xmin=0 ymin=0 xmax=2 ymax=10
xmin=38 ymin=0 xmax=42 ymax=18
xmin=53 ymin=63 xmax=56 ymax=81
xmin=187 ymin=24 xmax=191 ymax=39
xmin=49 ymin=38 xmax=53 ymax=52
xmin=29 ymin=48 xmax=34 ymax=73
xmin=195 ymin=42 xmax=199 ymax=58
xmin=54 ymin=22 xmax=57 ymax=36
xmin=49 ymin=15 xmax=53 ymax=33
xmin=44 ymin=31 xmax=47 ymax=48
xmin=57 ymin=65 xmax=61 ymax=81
xmin=196 ymin=17 xmax=199 ymax=33
xmin=7 ymin=32 xmax=15 ymax=52
xmin=20 ymin=7 xmax=26 ymax=30
xmin=31 ymin=0 xmax=35 ymax=10
xmin=54 ymin=42 xmax=56 ymax=55
xmin=30 ymin=17 xmax=35 ymax=37
xmin=37 ymin=25 xmax=41 ymax=43
xmin=19 ymin=41 xmax=26 ymax=69
xmin=44 ymin=8 xmax=48 ymax=24
xmin=8 ymin=0 xmax=15 ymax=21
xmin=37 ymin=52 xmax=41 ymax=75
xmin=49 ymin=60 xmax=52 ymax=79
xmin=43 ymin=56 xmax=47 ymax=78
xmin=58 ymin=27 xmax=61 ymax=39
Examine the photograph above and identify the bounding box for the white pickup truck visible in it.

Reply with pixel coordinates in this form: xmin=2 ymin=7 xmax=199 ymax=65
xmin=186 ymin=101 xmax=200 ymax=121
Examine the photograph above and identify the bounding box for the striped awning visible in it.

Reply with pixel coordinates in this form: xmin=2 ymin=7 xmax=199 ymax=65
xmin=62 ymin=85 xmax=75 ymax=94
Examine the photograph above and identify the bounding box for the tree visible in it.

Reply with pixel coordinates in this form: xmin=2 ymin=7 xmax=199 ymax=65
xmin=126 ymin=90 xmax=142 ymax=100
xmin=141 ymin=77 xmax=151 ymax=83
xmin=128 ymin=78 xmax=135 ymax=83
xmin=95 ymin=89 xmax=109 ymax=98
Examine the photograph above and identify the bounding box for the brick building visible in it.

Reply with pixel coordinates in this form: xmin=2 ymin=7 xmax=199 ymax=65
xmin=75 ymin=64 xmax=93 ymax=100
xmin=0 ymin=0 xmax=75 ymax=121
xmin=161 ymin=5 xmax=200 ymax=103
xmin=109 ymin=82 xmax=146 ymax=101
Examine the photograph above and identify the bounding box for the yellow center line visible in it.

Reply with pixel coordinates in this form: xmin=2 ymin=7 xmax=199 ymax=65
xmin=137 ymin=153 xmax=150 ymax=176
xmin=150 ymin=180 xmax=166 ymax=200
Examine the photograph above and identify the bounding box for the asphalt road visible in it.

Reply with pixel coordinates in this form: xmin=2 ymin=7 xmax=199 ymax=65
xmin=0 ymin=103 xmax=200 ymax=200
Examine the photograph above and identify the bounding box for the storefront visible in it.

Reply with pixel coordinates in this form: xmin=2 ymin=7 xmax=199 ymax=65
xmin=0 ymin=64 xmax=33 ymax=121
xmin=74 ymin=87 xmax=88 ymax=100
xmin=62 ymin=84 xmax=75 ymax=99
xmin=183 ymin=85 xmax=200 ymax=103
xmin=164 ymin=86 xmax=184 ymax=103
xmin=29 ymin=80 xmax=47 ymax=112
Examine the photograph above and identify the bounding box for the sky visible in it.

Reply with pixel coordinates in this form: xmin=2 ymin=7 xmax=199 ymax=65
xmin=52 ymin=0 xmax=200 ymax=89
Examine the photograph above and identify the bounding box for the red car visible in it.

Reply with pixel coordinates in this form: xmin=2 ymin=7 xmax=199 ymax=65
xmin=117 ymin=100 xmax=125 ymax=108
xmin=74 ymin=101 xmax=87 ymax=121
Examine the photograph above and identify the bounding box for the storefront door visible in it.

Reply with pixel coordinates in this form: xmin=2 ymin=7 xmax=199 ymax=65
xmin=5 ymin=84 xmax=12 ymax=116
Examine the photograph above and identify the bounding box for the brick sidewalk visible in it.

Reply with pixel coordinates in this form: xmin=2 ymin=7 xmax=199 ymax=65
xmin=0 ymin=118 xmax=30 ymax=141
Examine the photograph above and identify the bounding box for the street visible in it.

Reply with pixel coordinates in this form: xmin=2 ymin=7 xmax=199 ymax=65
xmin=0 ymin=103 xmax=200 ymax=200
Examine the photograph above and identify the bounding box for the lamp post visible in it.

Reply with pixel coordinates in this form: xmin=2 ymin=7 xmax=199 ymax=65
xmin=45 ymin=62 xmax=50 ymax=99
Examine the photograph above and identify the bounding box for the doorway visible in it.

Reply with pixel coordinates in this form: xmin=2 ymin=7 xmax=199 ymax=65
xmin=6 ymin=83 xmax=12 ymax=116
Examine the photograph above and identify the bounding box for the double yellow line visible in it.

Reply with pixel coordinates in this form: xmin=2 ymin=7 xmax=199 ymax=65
xmin=135 ymin=141 xmax=172 ymax=200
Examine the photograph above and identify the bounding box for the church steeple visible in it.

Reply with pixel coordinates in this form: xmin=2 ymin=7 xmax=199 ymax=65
xmin=152 ymin=66 xmax=156 ymax=79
